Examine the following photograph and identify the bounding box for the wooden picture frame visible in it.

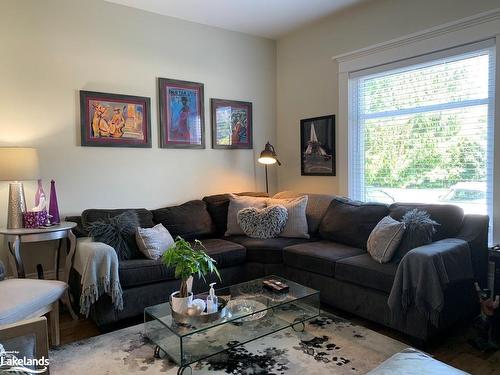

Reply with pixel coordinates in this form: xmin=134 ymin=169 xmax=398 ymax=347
xmin=300 ymin=115 xmax=336 ymax=176
xmin=80 ymin=90 xmax=151 ymax=148
xmin=158 ymin=78 xmax=205 ymax=149
xmin=211 ymin=99 xmax=253 ymax=149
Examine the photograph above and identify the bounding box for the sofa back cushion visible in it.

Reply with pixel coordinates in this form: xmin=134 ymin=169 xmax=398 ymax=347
xmin=273 ymin=191 xmax=335 ymax=236
xmin=152 ymin=200 xmax=215 ymax=240
xmin=202 ymin=192 xmax=268 ymax=237
xmin=389 ymin=203 xmax=464 ymax=241
xmin=319 ymin=197 xmax=389 ymax=249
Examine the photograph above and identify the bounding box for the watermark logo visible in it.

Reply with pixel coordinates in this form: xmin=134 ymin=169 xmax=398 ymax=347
xmin=0 ymin=344 xmax=48 ymax=374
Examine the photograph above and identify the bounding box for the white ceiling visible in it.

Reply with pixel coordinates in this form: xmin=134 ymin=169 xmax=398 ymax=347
xmin=104 ymin=0 xmax=365 ymax=39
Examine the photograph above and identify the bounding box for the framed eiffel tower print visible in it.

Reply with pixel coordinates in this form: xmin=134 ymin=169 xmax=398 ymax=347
xmin=300 ymin=115 xmax=335 ymax=176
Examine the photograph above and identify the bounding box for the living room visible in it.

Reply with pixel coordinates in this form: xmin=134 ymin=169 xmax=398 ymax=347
xmin=1 ymin=0 xmax=499 ymax=373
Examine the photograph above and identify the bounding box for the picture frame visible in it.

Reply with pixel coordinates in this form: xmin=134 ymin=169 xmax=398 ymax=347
xmin=211 ymin=99 xmax=253 ymax=149
xmin=300 ymin=115 xmax=336 ymax=176
xmin=80 ymin=90 xmax=151 ymax=148
xmin=158 ymin=78 xmax=205 ymax=149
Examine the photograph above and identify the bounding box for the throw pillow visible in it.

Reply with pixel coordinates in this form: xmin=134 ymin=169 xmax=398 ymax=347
xmin=86 ymin=210 xmax=140 ymax=260
xmin=393 ymin=209 xmax=440 ymax=262
xmin=267 ymin=195 xmax=309 ymax=239
xmin=136 ymin=224 xmax=175 ymax=260
xmin=225 ymin=194 xmax=269 ymax=236
xmin=237 ymin=205 xmax=288 ymax=239
xmin=367 ymin=216 xmax=406 ymax=263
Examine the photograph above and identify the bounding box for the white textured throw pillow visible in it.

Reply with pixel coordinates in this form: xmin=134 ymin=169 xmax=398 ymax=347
xmin=267 ymin=196 xmax=309 ymax=239
xmin=367 ymin=216 xmax=405 ymax=264
xmin=136 ymin=224 xmax=174 ymax=260
xmin=225 ymin=194 xmax=269 ymax=236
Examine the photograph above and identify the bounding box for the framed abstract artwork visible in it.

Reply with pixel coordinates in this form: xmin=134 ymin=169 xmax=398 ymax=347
xmin=300 ymin=115 xmax=336 ymax=176
xmin=158 ymin=78 xmax=205 ymax=149
xmin=80 ymin=91 xmax=151 ymax=148
xmin=211 ymin=99 xmax=253 ymax=149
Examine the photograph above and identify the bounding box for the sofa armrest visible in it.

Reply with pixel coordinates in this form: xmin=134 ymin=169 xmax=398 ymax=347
xmin=456 ymin=214 xmax=489 ymax=288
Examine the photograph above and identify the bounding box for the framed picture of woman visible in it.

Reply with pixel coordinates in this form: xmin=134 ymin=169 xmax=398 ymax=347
xmin=158 ymin=78 xmax=205 ymax=148
xmin=211 ymin=99 xmax=253 ymax=149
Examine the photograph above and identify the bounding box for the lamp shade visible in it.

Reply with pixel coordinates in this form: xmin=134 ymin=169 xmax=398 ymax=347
xmin=0 ymin=148 xmax=40 ymax=181
xmin=258 ymin=142 xmax=281 ymax=166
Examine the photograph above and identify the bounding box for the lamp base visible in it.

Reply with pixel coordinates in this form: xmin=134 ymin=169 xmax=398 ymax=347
xmin=7 ymin=182 xmax=27 ymax=229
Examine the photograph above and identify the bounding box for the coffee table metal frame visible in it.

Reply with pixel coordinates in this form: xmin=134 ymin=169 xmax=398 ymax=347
xmin=144 ymin=276 xmax=320 ymax=375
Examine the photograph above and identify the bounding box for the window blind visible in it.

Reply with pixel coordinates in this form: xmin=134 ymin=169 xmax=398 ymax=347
xmin=349 ymin=40 xmax=495 ymax=219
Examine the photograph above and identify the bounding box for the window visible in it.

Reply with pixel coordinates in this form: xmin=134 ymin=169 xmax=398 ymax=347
xmin=349 ymin=40 xmax=495 ymax=220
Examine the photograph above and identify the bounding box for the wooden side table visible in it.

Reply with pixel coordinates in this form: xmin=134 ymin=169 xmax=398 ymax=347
xmin=0 ymin=222 xmax=78 ymax=320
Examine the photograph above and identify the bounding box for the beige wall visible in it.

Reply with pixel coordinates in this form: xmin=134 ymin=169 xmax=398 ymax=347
xmin=0 ymin=0 xmax=276 ymax=275
xmin=276 ymin=0 xmax=500 ymax=194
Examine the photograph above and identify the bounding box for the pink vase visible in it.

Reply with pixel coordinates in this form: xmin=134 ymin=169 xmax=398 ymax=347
xmin=49 ymin=180 xmax=60 ymax=224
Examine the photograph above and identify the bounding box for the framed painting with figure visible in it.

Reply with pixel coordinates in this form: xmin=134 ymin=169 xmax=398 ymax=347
xmin=80 ymin=91 xmax=151 ymax=148
xmin=158 ymin=78 xmax=205 ymax=149
xmin=301 ymin=115 xmax=336 ymax=176
xmin=211 ymin=99 xmax=252 ymax=149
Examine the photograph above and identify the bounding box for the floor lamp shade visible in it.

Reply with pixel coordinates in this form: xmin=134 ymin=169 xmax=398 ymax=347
xmin=0 ymin=148 xmax=40 ymax=229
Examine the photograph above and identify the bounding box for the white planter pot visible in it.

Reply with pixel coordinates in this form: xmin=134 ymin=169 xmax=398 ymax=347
xmin=170 ymin=291 xmax=193 ymax=314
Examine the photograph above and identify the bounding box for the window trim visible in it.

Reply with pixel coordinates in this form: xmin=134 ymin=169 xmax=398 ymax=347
xmin=336 ymin=9 xmax=500 ymax=243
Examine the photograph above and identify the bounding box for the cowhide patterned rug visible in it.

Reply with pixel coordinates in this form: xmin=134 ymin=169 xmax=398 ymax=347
xmin=50 ymin=313 xmax=407 ymax=374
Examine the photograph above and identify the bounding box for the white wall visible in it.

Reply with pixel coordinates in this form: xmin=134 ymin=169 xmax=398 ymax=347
xmin=276 ymin=0 xmax=500 ymax=194
xmin=0 ymin=0 xmax=276 ymax=275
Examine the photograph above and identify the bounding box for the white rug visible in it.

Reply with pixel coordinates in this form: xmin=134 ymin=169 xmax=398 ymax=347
xmin=50 ymin=313 xmax=407 ymax=374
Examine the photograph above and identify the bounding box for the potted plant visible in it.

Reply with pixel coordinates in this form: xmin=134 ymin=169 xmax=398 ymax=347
xmin=162 ymin=237 xmax=220 ymax=314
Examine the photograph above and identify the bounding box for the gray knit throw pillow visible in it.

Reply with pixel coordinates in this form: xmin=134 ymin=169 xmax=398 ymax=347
xmin=393 ymin=209 xmax=439 ymax=262
xmin=86 ymin=211 xmax=140 ymax=260
xmin=237 ymin=205 xmax=288 ymax=239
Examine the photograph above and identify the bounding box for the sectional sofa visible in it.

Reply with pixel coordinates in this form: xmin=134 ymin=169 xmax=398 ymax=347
xmin=67 ymin=191 xmax=488 ymax=342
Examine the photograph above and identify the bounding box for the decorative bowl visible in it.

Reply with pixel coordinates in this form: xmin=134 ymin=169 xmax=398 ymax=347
xmin=227 ymin=299 xmax=267 ymax=322
xmin=171 ymin=297 xmax=228 ymax=325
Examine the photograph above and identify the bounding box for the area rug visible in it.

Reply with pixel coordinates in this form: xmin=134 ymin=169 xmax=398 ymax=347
xmin=50 ymin=313 xmax=407 ymax=374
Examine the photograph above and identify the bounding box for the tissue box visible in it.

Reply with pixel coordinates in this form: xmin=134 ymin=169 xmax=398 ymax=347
xmin=23 ymin=210 xmax=48 ymax=228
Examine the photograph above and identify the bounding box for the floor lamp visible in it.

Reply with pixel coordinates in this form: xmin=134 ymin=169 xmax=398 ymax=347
xmin=0 ymin=148 xmax=40 ymax=229
xmin=258 ymin=142 xmax=281 ymax=194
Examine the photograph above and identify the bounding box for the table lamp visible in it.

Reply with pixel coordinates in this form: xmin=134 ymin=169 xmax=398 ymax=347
xmin=0 ymin=148 xmax=40 ymax=229
xmin=257 ymin=142 xmax=281 ymax=194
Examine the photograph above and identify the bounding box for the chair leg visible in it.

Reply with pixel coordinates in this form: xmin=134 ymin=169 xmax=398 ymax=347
xmin=48 ymin=301 xmax=60 ymax=347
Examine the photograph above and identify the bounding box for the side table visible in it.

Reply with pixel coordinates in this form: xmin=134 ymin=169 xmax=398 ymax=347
xmin=0 ymin=222 xmax=78 ymax=320
xmin=490 ymin=248 xmax=500 ymax=298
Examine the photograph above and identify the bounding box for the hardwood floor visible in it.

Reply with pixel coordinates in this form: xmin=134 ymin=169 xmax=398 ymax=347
xmin=59 ymin=308 xmax=500 ymax=374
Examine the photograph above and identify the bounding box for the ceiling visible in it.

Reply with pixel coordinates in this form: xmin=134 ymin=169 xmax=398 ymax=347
xmin=104 ymin=0 xmax=365 ymax=39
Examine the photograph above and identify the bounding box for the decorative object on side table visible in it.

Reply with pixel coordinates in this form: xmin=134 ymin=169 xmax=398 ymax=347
xmin=0 ymin=148 xmax=40 ymax=229
xmin=48 ymin=180 xmax=60 ymax=225
xmin=211 ymin=98 xmax=253 ymax=149
xmin=80 ymin=90 xmax=152 ymax=148
xmin=158 ymin=78 xmax=205 ymax=149
xmin=162 ymin=237 xmax=220 ymax=317
xmin=300 ymin=115 xmax=335 ymax=176
xmin=257 ymin=141 xmax=281 ymax=193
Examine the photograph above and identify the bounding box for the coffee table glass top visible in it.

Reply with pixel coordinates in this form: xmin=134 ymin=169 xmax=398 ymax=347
xmin=144 ymin=276 xmax=320 ymax=368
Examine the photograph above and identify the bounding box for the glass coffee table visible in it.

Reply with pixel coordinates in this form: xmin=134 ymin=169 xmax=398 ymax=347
xmin=144 ymin=276 xmax=320 ymax=375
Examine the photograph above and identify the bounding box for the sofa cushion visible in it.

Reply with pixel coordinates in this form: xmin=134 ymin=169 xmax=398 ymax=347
xmin=319 ymin=197 xmax=389 ymax=249
xmin=389 ymin=203 xmax=464 ymax=241
xmin=335 ymin=253 xmax=398 ymax=294
xmin=81 ymin=208 xmax=154 ymax=229
xmin=283 ymin=241 xmax=364 ymax=277
xmin=273 ymin=191 xmax=335 ymax=236
xmin=152 ymin=200 xmax=215 ymax=240
xmin=226 ymin=236 xmax=309 ymax=264
xmin=119 ymin=239 xmax=246 ymax=288
xmin=203 ymin=192 xmax=269 ymax=237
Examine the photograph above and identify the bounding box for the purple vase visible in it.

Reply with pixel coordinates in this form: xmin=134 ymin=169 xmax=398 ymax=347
xmin=49 ymin=180 xmax=60 ymax=224
xmin=35 ymin=179 xmax=46 ymax=207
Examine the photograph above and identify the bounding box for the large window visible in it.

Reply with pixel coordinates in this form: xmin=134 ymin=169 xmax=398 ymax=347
xmin=349 ymin=41 xmax=495 ymax=218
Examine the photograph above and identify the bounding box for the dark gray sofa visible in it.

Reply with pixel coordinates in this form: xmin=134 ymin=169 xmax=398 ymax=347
xmin=67 ymin=191 xmax=488 ymax=342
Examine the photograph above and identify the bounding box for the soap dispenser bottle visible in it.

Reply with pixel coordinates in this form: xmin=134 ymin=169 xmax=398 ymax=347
xmin=206 ymin=283 xmax=218 ymax=313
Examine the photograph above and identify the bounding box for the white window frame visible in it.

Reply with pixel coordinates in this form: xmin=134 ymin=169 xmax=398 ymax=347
xmin=335 ymin=8 xmax=500 ymax=243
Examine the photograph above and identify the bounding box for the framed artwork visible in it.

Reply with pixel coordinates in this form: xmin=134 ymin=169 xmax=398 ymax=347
xmin=158 ymin=78 xmax=205 ymax=149
xmin=80 ymin=91 xmax=151 ymax=148
xmin=211 ymin=99 xmax=253 ymax=149
xmin=300 ymin=115 xmax=336 ymax=176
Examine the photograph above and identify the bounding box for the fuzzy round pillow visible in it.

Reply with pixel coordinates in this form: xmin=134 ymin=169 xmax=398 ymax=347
xmin=237 ymin=205 xmax=288 ymax=239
